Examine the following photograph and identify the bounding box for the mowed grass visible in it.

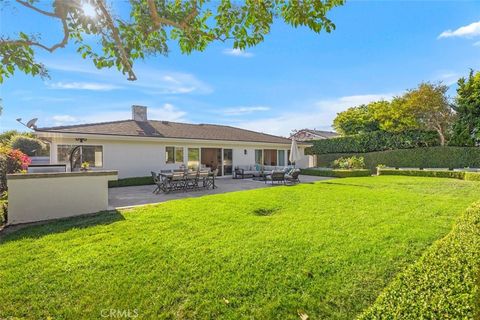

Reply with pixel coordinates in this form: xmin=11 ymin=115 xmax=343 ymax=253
xmin=1 ymin=176 xmax=479 ymax=319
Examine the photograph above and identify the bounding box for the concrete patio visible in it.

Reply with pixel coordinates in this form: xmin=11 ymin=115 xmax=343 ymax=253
xmin=109 ymin=175 xmax=332 ymax=208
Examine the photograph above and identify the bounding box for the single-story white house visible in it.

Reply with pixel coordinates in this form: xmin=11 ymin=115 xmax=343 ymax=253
xmin=34 ymin=106 xmax=313 ymax=179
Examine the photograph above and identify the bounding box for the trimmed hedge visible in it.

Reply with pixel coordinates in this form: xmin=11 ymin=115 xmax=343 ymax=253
xmin=378 ymin=168 xmax=480 ymax=181
xmin=301 ymin=168 xmax=371 ymax=178
xmin=108 ymin=176 xmax=154 ymax=188
xmin=465 ymin=172 xmax=480 ymax=181
xmin=312 ymin=130 xmax=439 ymax=154
xmin=316 ymin=147 xmax=480 ymax=171
xmin=359 ymin=201 xmax=480 ymax=319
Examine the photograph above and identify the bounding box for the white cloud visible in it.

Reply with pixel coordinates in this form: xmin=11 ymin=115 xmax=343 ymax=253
xmin=438 ymin=21 xmax=480 ymax=39
xmin=232 ymin=93 xmax=396 ymax=137
xmin=222 ymin=48 xmax=254 ymax=58
xmin=44 ymin=59 xmax=213 ymax=95
xmin=474 ymin=41 xmax=480 ymax=47
xmin=48 ymin=82 xmax=122 ymax=91
xmin=436 ymin=72 xmax=461 ymax=86
xmin=223 ymin=106 xmax=270 ymax=116
xmin=46 ymin=103 xmax=187 ymax=127
xmin=148 ymin=103 xmax=187 ymax=121
xmin=52 ymin=115 xmax=78 ymax=126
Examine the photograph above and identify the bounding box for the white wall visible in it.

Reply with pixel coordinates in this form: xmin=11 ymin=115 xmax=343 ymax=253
xmin=7 ymin=171 xmax=117 ymax=225
xmin=47 ymin=137 xmax=306 ymax=178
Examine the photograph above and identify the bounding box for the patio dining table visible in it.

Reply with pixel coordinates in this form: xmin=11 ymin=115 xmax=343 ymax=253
xmin=156 ymin=170 xmax=217 ymax=193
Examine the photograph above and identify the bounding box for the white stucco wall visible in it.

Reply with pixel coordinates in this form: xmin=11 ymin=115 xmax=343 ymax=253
xmin=7 ymin=171 xmax=117 ymax=225
xmin=42 ymin=135 xmax=310 ymax=178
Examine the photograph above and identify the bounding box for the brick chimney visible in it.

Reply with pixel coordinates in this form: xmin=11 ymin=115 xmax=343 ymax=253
xmin=132 ymin=105 xmax=147 ymax=122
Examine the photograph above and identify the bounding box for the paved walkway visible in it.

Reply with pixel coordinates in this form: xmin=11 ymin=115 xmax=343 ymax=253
xmin=109 ymin=175 xmax=332 ymax=208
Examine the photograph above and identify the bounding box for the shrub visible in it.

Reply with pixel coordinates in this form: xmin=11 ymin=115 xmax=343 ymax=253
xmin=108 ymin=176 xmax=154 ymax=188
xmin=0 ymin=147 xmax=31 ymax=193
xmin=465 ymin=172 xmax=480 ymax=182
xmin=312 ymin=130 xmax=439 ymax=154
xmin=359 ymin=201 xmax=480 ymax=319
xmin=301 ymin=168 xmax=371 ymax=178
xmin=0 ymin=192 xmax=6 ymax=225
xmin=316 ymin=147 xmax=480 ymax=171
xmin=377 ymin=169 xmax=467 ymax=180
xmin=9 ymin=135 xmax=44 ymax=156
xmin=332 ymin=156 xmax=365 ymax=169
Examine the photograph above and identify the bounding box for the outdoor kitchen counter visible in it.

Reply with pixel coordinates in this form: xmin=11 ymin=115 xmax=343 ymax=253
xmin=6 ymin=170 xmax=118 ymax=225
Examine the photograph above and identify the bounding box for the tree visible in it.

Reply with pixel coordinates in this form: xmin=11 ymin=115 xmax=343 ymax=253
xmin=371 ymin=97 xmax=421 ymax=133
xmin=450 ymin=70 xmax=480 ymax=146
xmin=403 ymin=82 xmax=454 ymax=146
xmin=0 ymin=0 xmax=345 ymax=83
xmin=0 ymin=130 xmax=34 ymax=145
xmin=333 ymin=104 xmax=380 ymax=135
xmin=10 ymin=135 xmax=45 ymax=156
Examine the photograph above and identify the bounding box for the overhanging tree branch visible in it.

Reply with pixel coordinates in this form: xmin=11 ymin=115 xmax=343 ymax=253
xmin=15 ymin=0 xmax=57 ymax=18
xmin=95 ymin=0 xmax=137 ymax=81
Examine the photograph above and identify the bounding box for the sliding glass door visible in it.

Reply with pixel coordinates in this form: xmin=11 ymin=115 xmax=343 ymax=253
xmin=223 ymin=149 xmax=233 ymax=175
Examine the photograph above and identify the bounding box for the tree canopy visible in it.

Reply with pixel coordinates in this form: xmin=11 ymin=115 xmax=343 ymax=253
xmin=332 ymin=82 xmax=455 ymax=145
xmin=0 ymin=0 xmax=345 ymax=83
xmin=332 ymin=104 xmax=380 ymax=135
xmin=451 ymin=70 xmax=480 ymax=146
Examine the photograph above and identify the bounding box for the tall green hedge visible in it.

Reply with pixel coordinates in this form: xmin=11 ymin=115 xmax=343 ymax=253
xmin=316 ymin=147 xmax=480 ymax=171
xmin=359 ymin=201 xmax=480 ymax=319
xmin=312 ymin=130 xmax=439 ymax=154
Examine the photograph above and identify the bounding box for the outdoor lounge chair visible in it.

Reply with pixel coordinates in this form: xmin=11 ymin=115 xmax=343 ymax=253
xmin=265 ymin=170 xmax=285 ymax=185
xmin=285 ymin=169 xmax=301 ymax=184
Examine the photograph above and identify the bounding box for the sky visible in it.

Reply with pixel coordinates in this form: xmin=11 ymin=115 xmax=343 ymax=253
xmin=1 ymin=0 xmax=479 ymax=137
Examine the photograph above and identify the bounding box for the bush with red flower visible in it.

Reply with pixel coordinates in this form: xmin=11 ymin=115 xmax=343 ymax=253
xmin=0 ymin=146 xmax=31 ymax=193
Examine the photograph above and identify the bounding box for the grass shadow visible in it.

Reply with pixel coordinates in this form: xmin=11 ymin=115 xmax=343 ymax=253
xmin=0 ymin=210 xmax=125 ymax=244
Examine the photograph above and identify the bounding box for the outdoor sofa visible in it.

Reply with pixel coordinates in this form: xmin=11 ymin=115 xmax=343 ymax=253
xmin=234 ymin=165 xmax=291 ymax=179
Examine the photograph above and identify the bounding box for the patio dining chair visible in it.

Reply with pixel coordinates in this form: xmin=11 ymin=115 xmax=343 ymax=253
xmin=151 ymin=171 xmax=162 ymax=194
xmin=204 ymin=169 xmax=218 ymax=189
xmin=198 ymin=170 xmax=210 ymax=188
xmin=166 ymin=172 xmax=186 ymax=193
xmin=184 ymin=171 xmax=200 ymax=191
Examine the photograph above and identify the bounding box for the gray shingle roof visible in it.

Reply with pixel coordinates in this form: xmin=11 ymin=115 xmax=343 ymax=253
xmin=36 ymin=120 xmax=294 ymax=144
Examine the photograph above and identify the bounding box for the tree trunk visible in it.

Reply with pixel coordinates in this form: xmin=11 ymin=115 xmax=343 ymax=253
xmin=437 ymin=129 xmax=446 ymax=146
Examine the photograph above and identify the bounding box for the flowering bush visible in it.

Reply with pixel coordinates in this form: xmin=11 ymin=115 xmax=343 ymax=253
xmin=0 ymin=146 xmax=31 ymax=193
xmin=332 ymin=156 xmax=365 ymax=170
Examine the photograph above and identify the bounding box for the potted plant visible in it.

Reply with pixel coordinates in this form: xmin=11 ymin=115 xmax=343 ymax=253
xmin=80 ymin=161 xmax=90 ymax=172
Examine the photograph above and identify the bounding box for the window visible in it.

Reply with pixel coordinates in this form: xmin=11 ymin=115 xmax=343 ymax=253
xmin=278 ymin=150 xmax=285 ymax=166
xmin=165 ymin=146 xmax=175 ymax=164
xmin=255 ymin=149 xmax=263 ymax=165
xmin=57 ymin=145 xmax=103 ymax=168
xmin=188 ymin=148 xmax=200 ymax=169
xmin=175 ymin=147 xmax=184 ymax=164
xmin=166 ymin=146 xmax=185 ymax=164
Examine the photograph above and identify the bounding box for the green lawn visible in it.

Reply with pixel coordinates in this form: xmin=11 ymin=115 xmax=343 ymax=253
xmin=1 ymin=176 xmax=479 ymax=319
